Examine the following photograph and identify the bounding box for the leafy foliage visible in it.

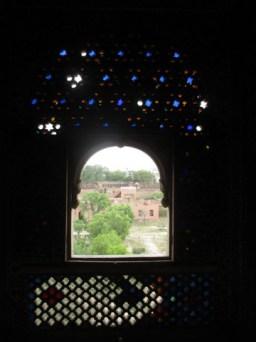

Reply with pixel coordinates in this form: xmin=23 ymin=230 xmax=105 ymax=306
xmin=89 ymin=230 xmax=127 ymax=255
xmin=79 ymin=192 xmax=111 ymax=218
xmin=73 ymin=238 xmax=89 ymax=255
xmin=129 ymin=170 xmax=156 ymax=184
xmin=144 ymin=191 xmax=163 ymax=200
xmin=88 ymin=204 xmax=133 ymax=239
xmin=81 ymin=165 xmax=108 ymax=182
xmin=132 ymin=246 xmax=146 ymax=254
xmin=73 ymin=219 xmax=87 ymax=235
xmin=81 ymin=165 xmax=157 ymax=184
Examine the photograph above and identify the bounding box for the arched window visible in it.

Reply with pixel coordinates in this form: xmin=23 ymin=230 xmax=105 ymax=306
xmin=22 ymin=37 xmax=222 ymax=332
xmin=28 ymin=42 xmax=209 ymax=265
xmin=26 ymin=40 xmax=212 ymax=265
xmin=70 ymin=146 xmax=170 ymax=259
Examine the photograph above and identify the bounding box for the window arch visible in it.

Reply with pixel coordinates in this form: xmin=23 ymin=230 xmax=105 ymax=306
xmin=69 ymin=145 xmax=171 ymax=260
xmin=28 ymin=40 xmax=209 ymax=265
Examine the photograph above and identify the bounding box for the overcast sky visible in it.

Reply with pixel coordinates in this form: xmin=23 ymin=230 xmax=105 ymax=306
xmin=85 ymin=146 xmax=159 ymax=172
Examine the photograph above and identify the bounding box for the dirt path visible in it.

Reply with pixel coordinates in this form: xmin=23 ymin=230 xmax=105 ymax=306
xmin=140 ymin=233 xmax=160 ymax=255
xmin=125 ymin=224 xmax=168 ymax=256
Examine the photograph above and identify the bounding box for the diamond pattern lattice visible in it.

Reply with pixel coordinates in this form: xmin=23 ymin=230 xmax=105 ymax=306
xmin=28 ymin=273 xmax=215 ymax=327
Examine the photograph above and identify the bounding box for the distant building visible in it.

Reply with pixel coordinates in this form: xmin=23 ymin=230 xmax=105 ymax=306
xmin=120 ymin=186 xmax=137 ymax=200
xmin=73 ymin=184 xmax=161 ymax=222
xmin=133 ymin=200 xmax=160 ymax=221
xmin=112 ymin=186 xmax=160 ymax=221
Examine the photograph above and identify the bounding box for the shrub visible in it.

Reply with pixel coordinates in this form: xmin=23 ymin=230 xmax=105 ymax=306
xmin=132 ymin=246 xmax=146 ymax=254
xmin=90 ymin=230 xmax=127 ymax=255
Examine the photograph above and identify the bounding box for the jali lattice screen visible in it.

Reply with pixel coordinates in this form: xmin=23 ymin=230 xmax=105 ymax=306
xmin=28 ymin=273 xmax=215 ymax=328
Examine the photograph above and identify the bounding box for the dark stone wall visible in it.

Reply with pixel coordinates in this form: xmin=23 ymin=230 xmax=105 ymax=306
xmin=4 ymin=3 xmax=253 ymax=340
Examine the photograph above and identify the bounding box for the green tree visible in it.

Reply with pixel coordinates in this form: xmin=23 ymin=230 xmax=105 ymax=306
xmin=81 ymin=165 xmax=109 ymax=183
xmin=90 ymin=230 xmax=127 ymax=255
xmin=81 ymin=165 xmax=158 ymax=184
xmin=88 ymin=204 xmax=133 ymax=239
xmin=105 ymin=170 xmax=127 ymax=182
xmin=79 ymin=192 xmax=111 ymax=219
xmin=74 ymin=238 xmax=90 ymax=255
xmin=132 ymin=170 xmax=156 ymax=184
xmin=73 ymin=219 xmax=87 ymax=238
xmin=111 ymin=204 xmax=134 ymax=222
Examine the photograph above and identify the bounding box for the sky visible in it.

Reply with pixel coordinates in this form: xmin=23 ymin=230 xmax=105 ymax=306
xmin=85 ymin=146 xmax=159 ymax=172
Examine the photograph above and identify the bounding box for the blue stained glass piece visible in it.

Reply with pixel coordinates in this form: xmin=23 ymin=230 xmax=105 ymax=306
xmin=59 ymin=49 xmax=67 ymax=56
xmin=28 ymin=293 xmax=35 ymax=299
xmin=145 ymin=99 xmax=153 ymax=107
xmin=102 ymin=122 xmax=109 ymax=128
xmin=88 ymin=50 xmax=96 ymax=57
xmin=45 ymin=74 xmax=52 ymax=80
xmin=170 ymin=276 xmax=176 ymax=283
xmin=131 ymin=75 xmax=138 ymax=81
xmin=186 ymin=124 xmax=193 ymax=131
xmin=172 ymin=99 xmax=180 ymax=108
xmin=59 ymin=98 xmax=67 ymax=105
xmin=159 ymin=124 xmax=165 ymax=129
xmin=145 ymin=51 xmax=152 ymax=57
xmin=117 ymin=99 xmax=124 ymax=106
xmin=159 ymin=75 xmax=166 ymax=83
xmin=102 ymin=74 xmax=110 ymax=81
xmin=131 ymin=123 xmax=137 ymax=127
xmin=88 ymin=99 xmax=95 ymax=106
xmin=173 ymin=51 xmax=180 ymax=58
xmin=74 ymin=122 xmax=81 ymax=127
xmin=117 ymin=50 xmax=124 ymax=57
xmin=31 ymin=98 xmax=38 ymax=105
xmin=28 ymin=304 xmax=35 ymax=311
xmin=186 ymin=76 xmax=193 ymax=85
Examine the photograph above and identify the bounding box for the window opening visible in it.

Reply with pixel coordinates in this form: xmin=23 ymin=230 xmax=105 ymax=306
xmin=71 ymin=146 xmax=170 ymax=259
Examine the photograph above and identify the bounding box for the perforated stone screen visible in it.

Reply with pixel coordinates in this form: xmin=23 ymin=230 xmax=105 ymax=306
xmin=28 ymin=273 xmax=215 ymax=327
xmin=29 ymin=44 xmax=208 ymax=135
